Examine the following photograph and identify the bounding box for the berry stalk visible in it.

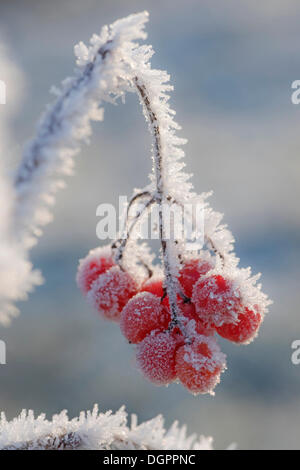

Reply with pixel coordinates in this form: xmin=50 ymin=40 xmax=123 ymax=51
xmin=134 ymin=77 xmax=182 ymax=330
xmin=112 ymin=193 xmax=155 ymax=268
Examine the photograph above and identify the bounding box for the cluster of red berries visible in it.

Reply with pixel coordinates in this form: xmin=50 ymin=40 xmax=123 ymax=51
xmin=77 ymin=245 xmax=263 ymax=395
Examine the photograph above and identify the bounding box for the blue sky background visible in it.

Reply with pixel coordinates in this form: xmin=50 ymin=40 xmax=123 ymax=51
xmin=0 ymin=0 xmax=300 ymax=449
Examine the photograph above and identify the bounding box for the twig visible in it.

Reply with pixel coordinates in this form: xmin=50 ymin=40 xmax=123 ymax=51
xmin=112 ymin=196 xmax=155 ymax=266
xmin=126 ymin=190 xmax=152 ymax=217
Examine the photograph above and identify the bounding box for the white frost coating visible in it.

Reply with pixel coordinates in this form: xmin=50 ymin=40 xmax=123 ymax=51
xmin=0 ymin=405 xmax=216 ymax=450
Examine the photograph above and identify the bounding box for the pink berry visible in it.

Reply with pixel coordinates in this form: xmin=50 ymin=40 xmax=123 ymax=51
xmin=136 ymin=332 xmax=178 ymax=385
xmin=76 ymin=245 xmax=114 ymax=295
xmin=87 ymin=266 xmax=137 ymax=322
xmin=192 ymin=274 xmax=240 ymax=327
xmin=216 ymin=307 xmax=262 ymax=344
xmin=120 ymin=292 xmax=171 ymax=344
xmin=175 ymin=337 xmax=226 ymax=395
xmin=179 ymin=259 xmax=212 ymax=298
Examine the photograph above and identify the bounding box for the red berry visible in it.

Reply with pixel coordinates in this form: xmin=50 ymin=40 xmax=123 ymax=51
xmin=120 ymin=292 xmax=171 ymax=344
xmin=192 ymin=274 xmax=240 ymax=327
xmin=77 ymin=246 xmax=114 ymax=295
xmin=175 ymin=337 xmax=226 ymax=395
xmin=136 ymin=332 xmax=178 ymax=385
xmin=141 ymin=277 xmax=164 ymax=298
xmin=142 ymin=280 xmax=209 ymax=333
xmin=180 ymin=301 xmax=215 ymax=337
xmin=162 ymin=296 xmax=214 ymax=337
xmin=87 ymin=266 xmax=137 ymax=322
xmin=179 ymin=259 xmax=212 ymax=298
xmin=216 ymin=307 xmax=262 ymax=344
xmin=142 ymin=275 xmax=212 ymax=335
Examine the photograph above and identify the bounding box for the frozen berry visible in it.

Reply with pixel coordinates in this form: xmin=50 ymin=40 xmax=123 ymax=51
xmin=175 ymin=337 xmax=226 ymax=395
xmin=120 ymin=292 xmax=171 ymax=344
xmin=87 ymin=266 xmax=137 ymax=322
xmin=192 ymin=274 xmax=240 ymax=327
xmin=162 ymin=296 xmax=214 ymax=337
xmin=76 ymin=245 xmax=114 ymax=295
xmin=180 ymin=301 xmax=215 ymax=337
xmin=216 ymin=307 xmax=262 ymax=344
xmin=179 ymin=259 xmax=212 ymax=298
xmin=142 ymin=279 xmax=205 ymax=332
xmin=136 ymin=332 xmax=178 ymax=385
xmin=141 ymin=277 xmax=164 ymax=298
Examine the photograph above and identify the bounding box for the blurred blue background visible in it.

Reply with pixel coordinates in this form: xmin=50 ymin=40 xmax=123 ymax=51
xmin=1 ymin=0 xmax=300 ymax=449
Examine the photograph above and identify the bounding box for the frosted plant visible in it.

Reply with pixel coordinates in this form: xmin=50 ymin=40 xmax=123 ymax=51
xmin=0 ymin=405 xmax=219 ymax=450
xmin=0 ymin=12 xmax=271 ymax=395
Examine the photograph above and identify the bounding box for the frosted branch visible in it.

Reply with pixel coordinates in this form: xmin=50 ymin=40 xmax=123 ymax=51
xmin=134 ymin=78 xmax=182 ymax=329
xmin=0 ymin=405 xmax=216 ymax=450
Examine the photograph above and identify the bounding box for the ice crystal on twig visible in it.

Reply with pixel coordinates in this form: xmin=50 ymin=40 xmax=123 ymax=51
xmin=0 ymin=405 xmax=216 ymax=450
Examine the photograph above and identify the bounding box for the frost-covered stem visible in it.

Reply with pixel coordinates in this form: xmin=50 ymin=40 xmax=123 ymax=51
xmin=2 ymin=432 xmax=82 ymax=450
xmin=0 ymin=405 xmax=216 ymax=450
xmin=134 ymin=77 xmax=181 ymax=329
xmin=14 ymin=40 xmax=112 ymax=191
xmin=205 ymin=235 xmax=225 ymax=265
xmin=1 ymin=429 xmax=173 ymax=451
xmin=1 ymin=432 xmax=155 ymax=451
xmin=126 ymin=190 xmax=152 ymax=217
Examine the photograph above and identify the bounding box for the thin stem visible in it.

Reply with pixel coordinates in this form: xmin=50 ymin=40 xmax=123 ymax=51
xmin=134 ymin=77 xmax=182 ymax=330
xmin=205 ymin=235 xmax=225 ymax=266
xmin=126 ymin=190 xmax=152 ymax=217
xmin=112 ymin=196 xmax=155 ymax=267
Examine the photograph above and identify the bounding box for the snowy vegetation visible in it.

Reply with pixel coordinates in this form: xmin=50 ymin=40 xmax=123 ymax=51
xmin=0 ymin=405 xmax=217 ymax=450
